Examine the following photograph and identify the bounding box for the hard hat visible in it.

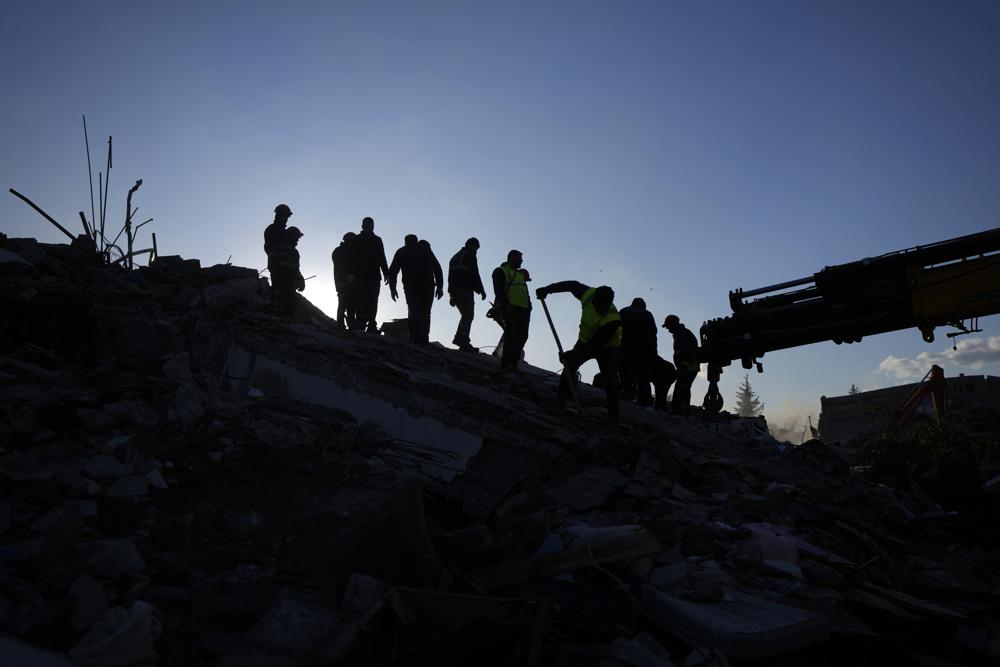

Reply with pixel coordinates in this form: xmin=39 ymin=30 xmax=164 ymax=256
xmin=663 ymin=314 xmax=680 ymax=328
xmin=287 ymin=226 xmax=303 ymax=238
xmin=274 ymin=204 xmax=292 ymax=217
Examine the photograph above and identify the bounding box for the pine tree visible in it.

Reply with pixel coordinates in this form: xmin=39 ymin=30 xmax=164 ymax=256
xmin=848 ymin=383 xmax=861 ymax=395
xmin=734 ymin=374 xmax=764 ymax=417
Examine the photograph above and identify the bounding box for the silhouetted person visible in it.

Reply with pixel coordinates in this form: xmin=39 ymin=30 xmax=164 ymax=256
xmin=270 ymin=226 xmax=305 ymax=316
xmin=264 ymin=203 xmax=293 ymax=278
xmin=332 ymin=232 xmax=357 ymax=330
xmin=536 ymin=281 xmax=622 ymax=425
xmin=388 ymin=235 xmax=444 ymax=345
xmin=353 ymin=217 xmax=389 ymax=334
xmin=662 ymin=314 xmax=700 ymax=416
xmin=417 ymin=240 xmax=445 ymax=344
xmin=618 ymin=297 xmax=658 ymax=406
xmin=491 ymin=250 xmax=532 ymax=371
xmin=448 ymin=237 xmax=486 ymax=352
xmin=649 ymin=355 xmax=677 ymax=412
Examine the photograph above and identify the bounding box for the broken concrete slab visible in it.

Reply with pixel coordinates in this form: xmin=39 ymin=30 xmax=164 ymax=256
xmin=344 ymin=588 xmax=547 ymax=666
xmin=69 ymin=601 xmax=161 ymax=667
xmin=223 ymin=345 xmax=483 ymax=482
xmin=246 ymin=595 xmax=351 ymax=660
xmin=801 ymin=559 xmax=845 ymax=588
xmin=101 ymin=398 xmax=160 ymax=426
xmin=544 ymin=467 xmax=631 ymax=512
xmin=77 ymin=538 xmax=146 ymax=579
xmin=472 ymin=526 xmax=662 ymax=591
xmin=30 ymin=500 xmax=98 ymax=533
xmin=106 ymin=476 xmax=149 ymax=498
xmin=641 ymin=586 xmax=831 ymax=659
xmin=341 ymin=573 xmax=387 ymax=617
xmin=56 ymin=469 xmax=103 ymax=495
xmin=0 ymin=637 xmax=78 ymax=667
xmin=603 ymin=633 xmax=677 ymax=666
xmin=82 ymin=454 xmax=127 ymax=479
xmin=145 ymin=468 xmax=167 ymax=489
xmin=0 ymin=453 xmax=55 ymax=481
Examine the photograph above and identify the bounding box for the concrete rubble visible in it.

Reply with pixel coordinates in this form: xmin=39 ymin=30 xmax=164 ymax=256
xmin=1 ymin=233 xmax=999 ymax=665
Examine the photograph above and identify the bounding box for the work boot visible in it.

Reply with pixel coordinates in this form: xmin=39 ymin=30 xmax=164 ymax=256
xmin=458 ymin=343 xmax=477 ymax=353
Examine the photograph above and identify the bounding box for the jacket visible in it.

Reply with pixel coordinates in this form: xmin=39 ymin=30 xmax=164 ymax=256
xmin=448 ymin=247 xmax=485 ymax=294
xmin=578 ymin=288 xmax=622 ymax=348
xmin=492 ymin=263 xmax=531 ymax=309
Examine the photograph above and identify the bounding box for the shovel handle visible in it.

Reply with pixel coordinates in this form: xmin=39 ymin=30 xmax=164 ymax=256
xmin=540 ymin=298 xmax=583 ymax=413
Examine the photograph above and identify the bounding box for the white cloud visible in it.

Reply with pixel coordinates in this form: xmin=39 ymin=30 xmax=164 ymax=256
xmin=877 ymin=336 xmax=1000 ymax=380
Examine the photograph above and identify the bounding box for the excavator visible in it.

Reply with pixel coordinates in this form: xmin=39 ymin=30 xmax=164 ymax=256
xmin=698 ymin=226 xmax=1000 ymax=413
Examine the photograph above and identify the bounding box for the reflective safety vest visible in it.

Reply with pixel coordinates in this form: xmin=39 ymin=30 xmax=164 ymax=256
xmin=578 ymin=288 xmax=622 ymax=348
xmin=499 ymin=264 xmax=531 ymax=309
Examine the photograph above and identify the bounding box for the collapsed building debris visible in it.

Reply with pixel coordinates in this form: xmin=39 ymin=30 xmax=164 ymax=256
xmin=820 ymin=374 xmax=1000 ymax=444
xmin=1 ymin=234 xmax=999 ymax=666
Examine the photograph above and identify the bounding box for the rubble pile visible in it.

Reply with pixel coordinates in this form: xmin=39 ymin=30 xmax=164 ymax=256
xmin=2 ymin=235 xmax=999 ymax=666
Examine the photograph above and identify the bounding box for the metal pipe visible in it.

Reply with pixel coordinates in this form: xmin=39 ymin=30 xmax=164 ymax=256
xmin=101 ymin=137 xmax=111 ymax=246
xmin=736 ymin=275 xmax=814 ymax=300
xmin=83 ymin=115 xmax=96 ymax=241
xmin=111 ymin=248 xmax=154 ymax=265
xmin=108 ymin=224 xmax=127 ymax=250
xmin=97 ymin=172 xmax=104 ymax=253
xmin=8 ymin=189 xmax=75 ymax=240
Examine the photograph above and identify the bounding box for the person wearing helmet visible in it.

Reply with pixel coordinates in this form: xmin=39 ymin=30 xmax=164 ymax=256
xmin=264 ymin=203 xmax=293 ymax=267
xmin=662 ymin=314 xmax=700 ymax=416
xmin=535 ymin=280 xmax=622 ymax=425
xmin=332 ymin=232 xmax=358 ymax=330
xmin=270 ymin=225 xmax=305 ymax=317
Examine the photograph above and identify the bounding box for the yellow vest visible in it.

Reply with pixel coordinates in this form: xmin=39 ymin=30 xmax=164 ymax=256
xmin=578 ymin=288 xmax=622 ymax=348
xmin=499 ymin=264 xmax=531 ymax=309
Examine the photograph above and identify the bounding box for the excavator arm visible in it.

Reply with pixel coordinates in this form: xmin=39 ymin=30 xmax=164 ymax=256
xmin=698 ymin=227 xmax=1000 ymax=413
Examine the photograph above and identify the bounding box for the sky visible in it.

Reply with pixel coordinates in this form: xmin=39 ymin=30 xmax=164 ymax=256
xmin=3 ymin=1 xmax=1000 ymax=430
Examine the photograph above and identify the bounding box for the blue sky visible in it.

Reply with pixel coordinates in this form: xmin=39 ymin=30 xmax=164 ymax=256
xmin=3 ymin=1 xmax=999 ymax=427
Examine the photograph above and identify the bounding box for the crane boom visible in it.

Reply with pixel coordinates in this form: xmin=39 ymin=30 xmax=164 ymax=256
xmin=698 ymin=227 xmax=1000 ymax=412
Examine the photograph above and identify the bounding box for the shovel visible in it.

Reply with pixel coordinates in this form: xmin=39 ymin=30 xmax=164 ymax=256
xmin=539 ymin=297 xmax=584 ymax=414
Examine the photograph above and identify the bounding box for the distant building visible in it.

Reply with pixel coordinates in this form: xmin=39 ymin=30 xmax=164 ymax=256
xmin=819 ymin=373 xmax=1000 ymax=444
